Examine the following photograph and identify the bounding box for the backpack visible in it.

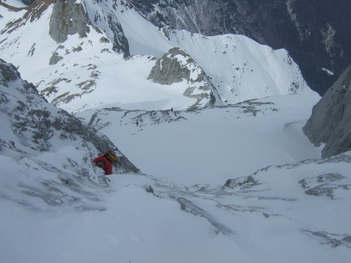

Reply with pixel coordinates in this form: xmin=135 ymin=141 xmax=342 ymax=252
xmin=104 ymin=151 xmax=117 ymax=163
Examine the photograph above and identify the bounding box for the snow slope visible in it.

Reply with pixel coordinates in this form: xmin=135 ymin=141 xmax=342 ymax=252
xmin=78 ymin=94 xmax=322 ymax=185
xmin=2 ymin=89 xmax=351 ymax=262
xmin=3 ymin=156 xmax=351 ymax=263
xmin=2 ymin=73 xmax=351 ymax=262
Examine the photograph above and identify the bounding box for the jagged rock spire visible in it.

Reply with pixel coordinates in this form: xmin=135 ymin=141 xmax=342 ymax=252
xmin=49 ymin=0 xmax=90 ymax=43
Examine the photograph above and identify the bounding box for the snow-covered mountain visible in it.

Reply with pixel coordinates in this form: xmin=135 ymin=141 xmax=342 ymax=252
xmin=0 ymin=0 xmax=314 ymax=112
xmin=1 ymin=1 xmax=351 ymax=262
xmin=125 ymin=0 xmax=351 ymax=95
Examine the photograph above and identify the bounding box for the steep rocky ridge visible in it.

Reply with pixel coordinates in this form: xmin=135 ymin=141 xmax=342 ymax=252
xmin=303 ymin=64 xmax=351 ymax=158
xmin=0 ymin=58 xmax=139 ymax=174
xmin=82 ymin=0 xmax=130 ymax=57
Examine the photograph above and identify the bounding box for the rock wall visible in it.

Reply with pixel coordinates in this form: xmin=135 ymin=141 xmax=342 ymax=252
xmin=49 ymin=0 xmax=130 ymax=57
xmin=303 ymin=64 xmax=351 ymax=158
xmin=49 ymin=0 xmax=90 ymax=43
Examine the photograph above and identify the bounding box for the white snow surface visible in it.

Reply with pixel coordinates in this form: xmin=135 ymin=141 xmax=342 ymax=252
xmin=2 ymin=85 xmax=351 ymax=262
xmin=1 ymin=1 xmax=351 ymax=263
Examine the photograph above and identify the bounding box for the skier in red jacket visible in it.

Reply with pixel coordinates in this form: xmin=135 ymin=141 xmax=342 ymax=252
xmin=93 ymin=151 xmax=118 ymax=175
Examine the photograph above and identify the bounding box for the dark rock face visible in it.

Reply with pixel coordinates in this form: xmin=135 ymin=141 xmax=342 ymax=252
xmin=303 ymin=64 xmax=351 ymax=158
xmin=49 ymin=0 xmax=90 ymax=43
xmin=106 ymin=12 xmax=131 ymax=57
xmin=129 ymin=0 xmax=351 ymax=95
xmin=20 ymin=0 xmax=36 ymax=5
xmin=49 ymin=0 xmax=130 ymax=57
xmin=0 ymin=58 xmax=139 ymax=173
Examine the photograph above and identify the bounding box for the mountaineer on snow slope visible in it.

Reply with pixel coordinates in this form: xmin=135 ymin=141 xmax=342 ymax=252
xmin=93 ymin=151 xmax=118 ymax=175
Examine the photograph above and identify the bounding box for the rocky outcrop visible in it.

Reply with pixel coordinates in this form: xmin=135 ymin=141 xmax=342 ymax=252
xmin=49 ymin=0 xmax=130 ymax=57
xmin=148 ymin=47 xmax=220 ymax=109
xmin=0 ymin=58 xmax=139 ymax=174
xmin=303 ymin=65 xmax=351 ymax=158
xmin=49 ymin=0 xmax=90 ymax=43
xmin=148 ymin=48 xmax=200 ymax=85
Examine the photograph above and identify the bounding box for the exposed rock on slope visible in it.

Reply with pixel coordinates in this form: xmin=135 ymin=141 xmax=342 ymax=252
xmin=49 ymin=0 xmax=90 ymax=43
xmin=303 ymin=64 xmax=351 ymax=158
xmin=148 ymin=47 xmax=220 ymax=108
xmin=148 ymin=48 xmax=199 ymax=85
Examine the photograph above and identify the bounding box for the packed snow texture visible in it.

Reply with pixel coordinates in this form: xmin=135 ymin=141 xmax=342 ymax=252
xmin=1 ymin=1 xmax=351 ymax=263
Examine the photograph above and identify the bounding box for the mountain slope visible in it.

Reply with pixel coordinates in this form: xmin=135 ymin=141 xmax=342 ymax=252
xmin=0 ymin=58 xmax=138 ymax=209
xmin=0 ymin=0 xmax=314 ymax=112
xmin=1 ymin=1 xmax=351 ymax=263
xmin=128 ymin=0 xmax=351 ymax=95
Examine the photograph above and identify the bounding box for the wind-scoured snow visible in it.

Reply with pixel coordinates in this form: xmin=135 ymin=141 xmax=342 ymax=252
xmin=1 ymin=1 xmax=350 ymax=263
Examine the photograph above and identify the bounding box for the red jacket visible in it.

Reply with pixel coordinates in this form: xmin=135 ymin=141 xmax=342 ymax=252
xmin=93 ymin=156 xmax=113 ymax=175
